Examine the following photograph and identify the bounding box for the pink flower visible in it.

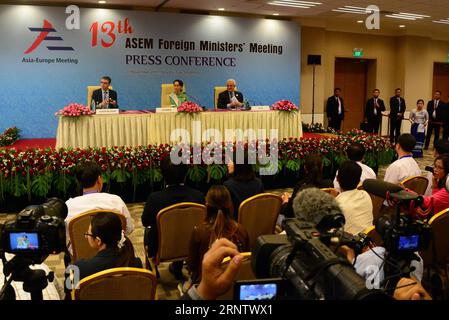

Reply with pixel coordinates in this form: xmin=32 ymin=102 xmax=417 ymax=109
xmin=272 ymin=100 xmax=299 ymax=112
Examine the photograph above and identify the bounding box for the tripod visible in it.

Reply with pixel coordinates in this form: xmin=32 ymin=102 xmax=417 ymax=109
xmin=0 ymin=254 xmax=53 ymax=300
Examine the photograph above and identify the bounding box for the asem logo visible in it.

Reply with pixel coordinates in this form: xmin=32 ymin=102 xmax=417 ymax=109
xmin=24 ymin=20 xmax=74 ymax=54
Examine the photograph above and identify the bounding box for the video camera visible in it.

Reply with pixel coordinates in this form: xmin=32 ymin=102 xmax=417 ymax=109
xmin=250 ymin=218 xmax=388 ymax=300
xmin=0 ymin=198 xmax=67 ymax=300
xmin=362 ymin=179 xmax=432 ymax=292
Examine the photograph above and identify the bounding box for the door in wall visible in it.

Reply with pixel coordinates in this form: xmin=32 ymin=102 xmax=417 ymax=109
xmin=433 ymin=63 xmax=449 ymax=102
xmin=334 ymin=58 xmax=368 ymax=132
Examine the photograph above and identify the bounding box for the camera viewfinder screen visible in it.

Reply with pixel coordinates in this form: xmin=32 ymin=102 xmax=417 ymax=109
xmin=9 ymin=232 xmax=39 ymax=250
xmin=398 ymin=235 xmax=419 ymax=250
xmin=239 ymin=283 xmax=277 ymax=300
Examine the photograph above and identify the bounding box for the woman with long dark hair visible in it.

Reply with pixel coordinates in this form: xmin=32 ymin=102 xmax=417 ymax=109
xmin=74 ymin=212 xmax=142 ymax=280
xmin=280 ymin=154 xmax=333 ymax=219
xmin=187 ymin=185 xmax=249 ymax=285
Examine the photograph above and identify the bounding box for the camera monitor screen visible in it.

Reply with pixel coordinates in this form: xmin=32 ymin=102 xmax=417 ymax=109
xmin=238 ymin=283 xmax=278 ymax=300
xmin=9 ymin=232 xmax=39 ymax=251
xmin=398 ymin=235 xmax=419 ymax=250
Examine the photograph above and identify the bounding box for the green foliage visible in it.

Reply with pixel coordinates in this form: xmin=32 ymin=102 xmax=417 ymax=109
xmin=31 ymin=171 xmax=53 ymax=198
xmin=208 ymin=164 xmax=227 ymax=182
xmin=187 ymin=165 xmax=207 ymax=182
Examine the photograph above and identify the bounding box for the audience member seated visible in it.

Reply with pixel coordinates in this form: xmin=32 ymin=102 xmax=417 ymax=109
xmin=224 ymin=160 xmax=264 ymax=219
xmin=73 ymin=212 xmax=142 ymax=281
xmin=335 ymin=160 xmax=373 ymax=235
xmin=421 ymin=155 xmax=449 ymax=215
xmin=384 ymin=133 xmax=422 ymax=185
xmin=65 ymin=161 xmax=134 ymax=253
xmin=280 ymin=154 xmax=333 ymax=219
xmin=292 ymin=188 xmax=423 ymax=286
xmin=423 ymin=140 xmax=449 ymax=195
xmin=187 ymin=185 xmax=249 ymax=287
xmin=333 ymin=143 xmax=376 ymax=192
xmin=141 ymin=156 xmax=205 ymax=280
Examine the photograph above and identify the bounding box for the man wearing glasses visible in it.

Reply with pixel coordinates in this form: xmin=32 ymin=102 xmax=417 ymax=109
xmin=91 ymin=76 xmax=118 ymax=109
xmin=217 ymin=79 xmax=244 ymax=109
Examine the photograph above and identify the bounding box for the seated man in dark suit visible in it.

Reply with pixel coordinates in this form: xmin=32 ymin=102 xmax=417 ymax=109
xmin=141 ymin=156 xmax=205 ymax=280
xmin=217 ymin=79 xmax=244 ymax=109
xmin=91 ymin=76 xmax=118 ymax=109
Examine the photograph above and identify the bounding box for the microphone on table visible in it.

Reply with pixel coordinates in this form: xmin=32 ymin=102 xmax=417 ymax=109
xmin=186 ymin=93 xmax=208 ymax=111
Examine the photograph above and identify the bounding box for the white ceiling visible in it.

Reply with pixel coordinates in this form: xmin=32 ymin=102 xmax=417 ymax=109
xmin=6 ymin=0 xmax=449 ymax=39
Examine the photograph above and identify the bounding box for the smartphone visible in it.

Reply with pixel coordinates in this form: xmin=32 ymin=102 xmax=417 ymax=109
xmin=233 ymin=278 xmax=284 ymax=300
xmin=425 ymin=166 xmax=434 ymax=173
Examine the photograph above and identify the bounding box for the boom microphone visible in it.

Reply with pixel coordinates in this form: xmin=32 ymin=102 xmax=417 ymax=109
xmin=362 ymin=179 xmax=403 ymax=198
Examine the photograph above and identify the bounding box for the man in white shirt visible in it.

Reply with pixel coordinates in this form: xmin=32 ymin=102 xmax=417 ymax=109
xmin=334 ymin=143 xmax=376 ymax=192
xmin=65 ymin=162 xmax=134 ymax=252
xmin=384 ymin=133 xmax=422 ymax=185
xmin=335 ymin=160 xmax=373 ymax=235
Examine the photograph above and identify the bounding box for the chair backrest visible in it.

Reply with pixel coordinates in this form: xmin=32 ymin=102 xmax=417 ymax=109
xmin=400 ymin=175 xmax=429 ymax=195
xmin=363 ymin=225 xmax=383 ymax=246
xmin=73 ymin=267 xmax=157 ymax=300
xmin=420 ymin=208 xmax=449 ymax=267
xmin=87 ymin=85 xmax=112 ymax=108
xmin=68 ymin=209 xmax=127 ymax=262
xmin=161 ymin=83 xmax=186 ymax=108
xmin=155 ymin=202 xmax=206 ymax=265
xmin=366 ymin=192 xmax=385 ymax=222
xmin=320 ymin=188 xmax=339 ymax=197
xmin=214 ymin=86 xmax=237 ymax=110
xmin=217 ymin=253 xmax=255 ymax=300
xmin=238 ymin=193 xmax=282 ymax=249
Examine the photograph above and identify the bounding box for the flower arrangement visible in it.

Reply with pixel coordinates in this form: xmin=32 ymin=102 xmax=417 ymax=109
xmin=177 ymin=101 xmax=203 ymax=113
xmin=272 ymin=100 xmax=299 ymax=112
xmin=0 ymin=127 xmax=20 ymax=147
xmin=55 ymin=103 xmax=93 ymax=117
xmin=0 ymin=131 xmax=393 ymax=204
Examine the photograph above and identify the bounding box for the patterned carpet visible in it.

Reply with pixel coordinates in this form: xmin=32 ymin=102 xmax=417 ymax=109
xmin=0 ymin=147 xmax=436 ymax=300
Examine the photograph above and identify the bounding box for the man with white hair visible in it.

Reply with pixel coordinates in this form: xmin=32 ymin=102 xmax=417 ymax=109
xmin=217 ymin=79 xmax=244 ymax=109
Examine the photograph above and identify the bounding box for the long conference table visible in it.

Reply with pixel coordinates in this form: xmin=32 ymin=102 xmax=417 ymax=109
xmin=55 ymin=110 xmax=303 ymax=149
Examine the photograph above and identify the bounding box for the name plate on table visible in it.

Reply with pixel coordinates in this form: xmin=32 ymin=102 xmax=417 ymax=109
xmin=250 ymin=106 xmax=271 ymax=111
xmin=96 ymin=109 xmax=120 ymax=115
xmin=155 ymin=108 xmax=178 ymax=113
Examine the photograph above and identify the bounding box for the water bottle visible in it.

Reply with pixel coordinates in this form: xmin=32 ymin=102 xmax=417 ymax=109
xmin=91 ymin=99 xmax=96 ymax=112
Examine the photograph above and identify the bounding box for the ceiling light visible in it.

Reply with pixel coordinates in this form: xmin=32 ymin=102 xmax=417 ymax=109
xmin=357 ymin=20 xmax=363 ymax=23
xmin=433 ymin=19 xmax=449 ymax=25
xmin=332 ymin=6 xmax=367 ymax=14
xmin=218 ymin=8 xmax=225 ymax=11
xmin=98 ymin=0 xmax=106 ymax=4
xmin=268 ymin=1 xmax=322 ymax=9
xmin=273 ymin=13 xmax=280 ymax=16
xmin=385 ymin=12 xmax=430 ymax=21
xmin=399 ymin=25 xmax=406 ymax=28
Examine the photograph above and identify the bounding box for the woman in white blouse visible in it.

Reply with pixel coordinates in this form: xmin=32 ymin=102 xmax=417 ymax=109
xmin=409 ymin=99 xmax=429 ymax=158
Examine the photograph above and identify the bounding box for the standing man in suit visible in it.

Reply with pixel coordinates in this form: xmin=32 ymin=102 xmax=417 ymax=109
xmin=389 ymin=88 xmax=406 ymax=144
xmin=217 ymin=79 xmax=244 ymax=109
xmin=326 ymin=88 xmax=345 ymax=130
xmin=365 ymin=88 xmax=386 ymax=134
xmin=91 ymin=76 xmax=118 ymax=109
xmin=425 ymin=90 xmax=444 ymax=150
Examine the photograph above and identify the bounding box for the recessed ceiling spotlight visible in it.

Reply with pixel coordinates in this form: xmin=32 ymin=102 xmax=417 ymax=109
xmin=98 ymin=1 xmax=106 ymax=4
xmin=273 ymin=13 xmax=280 ymax=16
xmin=399 ymin=25 xmax=406 ymax=28
xmin=218 ymin=8 xmax=225 ymax=11
xmin=357 ymin=20 xmax=363 ymax=23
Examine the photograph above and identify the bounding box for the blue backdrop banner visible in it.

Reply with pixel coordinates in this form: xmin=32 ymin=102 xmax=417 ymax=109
xmin=0 ymin=5 xmax=300 ymax=138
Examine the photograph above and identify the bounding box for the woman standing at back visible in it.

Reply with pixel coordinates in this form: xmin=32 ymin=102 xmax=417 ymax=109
xmin=187 ymin=185 xmax=249 ymax=286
